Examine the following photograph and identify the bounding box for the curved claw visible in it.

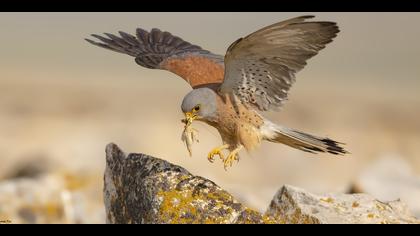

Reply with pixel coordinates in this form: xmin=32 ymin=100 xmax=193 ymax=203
xmin=207 ymin=144 xmax=229 ymax=163
xmin=222 ymin=146 xmax=243 ymax=171
xmin=223 ymin=154 xmax=236 ymax=170
xmin=207 ymin=149 xmax=224 ymax=163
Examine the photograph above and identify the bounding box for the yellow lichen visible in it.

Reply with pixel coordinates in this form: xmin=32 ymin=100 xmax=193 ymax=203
xmin=375 ymin=202 xmax=388 ymax=211
xmin=204 ymin=217 xmax=220 ymax=224
xmin=206 ymin=191 xmax=233 ymax=203
xmin=367 ymin=213 xmax=375 ymax=218
xmin=157 ymin=188 xmax=235 ymax=224
xmin=281 ymin=208 xmax=317 ymax=224
xmin=19 ymin=201 xmax=63 ymax=223
xmin=44 ymin=202 xmax=62 ymax=218
xmin=320 ymin=197 xmax=334 ymax=204
xmin=157 ymin=189 xmax=197 ymax=223
xmin=262 ymin=215 xmax=282 ymax=224
xmin=156 ymin=184 xmax=289 ymax=224
xmin=238 ymin=208 xmax=259 ymax=224
xmin=156 ymin=185 xmax=277 ymax=224
xmin=62 ymin=172 xmax=91 ymax=190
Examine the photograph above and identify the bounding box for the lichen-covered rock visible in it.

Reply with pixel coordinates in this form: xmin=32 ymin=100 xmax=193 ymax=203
xmin=104 ymin=143 xmax=420 ymax=224
xmin=265 ymin=185 xmax=420 ymax=224
xmin=0 ymin=173 xmax=104 ymax=224
xmin=348 ymin=156 xmax=420 ymax=218
xmin=0 ymin=175 xmax=65 ymax=224
xmin=104 ymin=143 xmax=275 ymax=224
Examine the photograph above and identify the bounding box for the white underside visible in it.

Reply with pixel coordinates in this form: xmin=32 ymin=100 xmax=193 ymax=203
xmin=259 ymin=119 xmax=282 ymax=140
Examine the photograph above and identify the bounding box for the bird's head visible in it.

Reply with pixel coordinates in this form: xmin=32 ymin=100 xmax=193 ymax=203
xmin=181 ymin=88 xmax=218 ymax=125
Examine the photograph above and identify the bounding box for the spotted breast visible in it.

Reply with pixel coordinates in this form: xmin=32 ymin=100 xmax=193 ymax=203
xmin=212 ymin=94 xmax=264 ymax=151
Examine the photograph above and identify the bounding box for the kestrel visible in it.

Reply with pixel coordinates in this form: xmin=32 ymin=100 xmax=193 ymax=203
xmin=86 ymin=15 xmax=348 ymax=170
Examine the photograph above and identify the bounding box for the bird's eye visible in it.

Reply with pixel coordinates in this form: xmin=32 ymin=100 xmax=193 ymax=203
xmin=193 ymin=105 xmax=200 ymax=112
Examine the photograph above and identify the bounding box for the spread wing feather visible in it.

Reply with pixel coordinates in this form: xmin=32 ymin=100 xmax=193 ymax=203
xmin=220 ymin=15 xmax=340 ymax=111
xmin=86 ymin=28 xmax=225 ymax=88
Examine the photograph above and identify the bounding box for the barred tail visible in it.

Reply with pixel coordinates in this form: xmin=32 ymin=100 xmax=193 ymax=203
xmin=262 ymin=122 xmax=348 ymax=155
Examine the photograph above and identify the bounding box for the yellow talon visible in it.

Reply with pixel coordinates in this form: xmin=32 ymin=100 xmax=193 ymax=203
xmin=207 ymin=144 xmax=229 ymax=163
xmin=223 ymin=145 xmax=243 ymax=170
xmin=207 ymin=150 xmax=222 ymax=163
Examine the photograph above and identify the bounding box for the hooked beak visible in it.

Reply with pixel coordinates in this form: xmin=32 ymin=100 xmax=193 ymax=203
xmin=181 ymin=112 xmax=197 ymax=125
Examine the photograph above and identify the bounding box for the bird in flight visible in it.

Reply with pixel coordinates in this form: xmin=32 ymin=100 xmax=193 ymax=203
xmin=86 ymin=15 xmax=348 ymax=170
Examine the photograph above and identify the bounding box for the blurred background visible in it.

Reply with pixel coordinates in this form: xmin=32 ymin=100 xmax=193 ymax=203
xmin=0 ymin=12 xmax=419 ymax=223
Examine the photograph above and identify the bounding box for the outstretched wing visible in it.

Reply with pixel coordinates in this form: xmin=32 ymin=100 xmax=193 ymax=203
xmin=86 ymin=28 xmax=225 ymax=88
xmin=219 ymin=15 xmax=340 ymax=111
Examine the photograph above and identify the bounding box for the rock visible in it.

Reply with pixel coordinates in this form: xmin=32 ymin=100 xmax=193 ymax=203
xmin=266 ymin=185 xmax=420 ymax=224
xmin=348 ymin=155 xmax=420 ymax=218
xmin=0 ymin=173 xmax=104 ymax=224
xmin=0 ymin=174 xmax=70 ymax=223
xmin=104 ymin=143 xmax=420 ymax=224
xmin=104 ymin=143 xmax=275 ymax=224
xmin=1 ymin=156 xmax=52 ymax=180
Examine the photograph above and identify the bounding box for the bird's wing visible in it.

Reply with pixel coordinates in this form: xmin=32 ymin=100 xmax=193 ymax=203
xmin=219 ymin=15 xmax=339 ymax=111
xmin=86 ymin=28 xmax=225 ymax=88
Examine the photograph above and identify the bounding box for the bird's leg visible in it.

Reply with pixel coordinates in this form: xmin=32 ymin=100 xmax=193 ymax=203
xmin=207 ymin=144 xmax=229 ymax=163
xmin=223 ymin=145 xmax=243 ymax=170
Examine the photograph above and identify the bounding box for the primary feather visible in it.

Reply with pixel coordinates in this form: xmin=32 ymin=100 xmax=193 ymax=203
xmin=220 ymin=15 xmax=340 ymax=111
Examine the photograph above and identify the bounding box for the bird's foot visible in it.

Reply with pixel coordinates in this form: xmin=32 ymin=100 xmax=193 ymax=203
xmin=223 ymin=146 xmax=243 ymax=171
xmin=207 ymin=144 xmax=229 ymax=163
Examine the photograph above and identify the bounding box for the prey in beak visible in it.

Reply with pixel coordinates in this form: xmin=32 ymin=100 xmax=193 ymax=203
xmin=181 ymin=104 xmax=201 ymax=125
xmin=181 ymin=112 xmax=196 ymax=125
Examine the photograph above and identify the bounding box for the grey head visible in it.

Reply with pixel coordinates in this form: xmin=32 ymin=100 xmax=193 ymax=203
xmin=181 ymin=88 xmax=218 ymax=122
